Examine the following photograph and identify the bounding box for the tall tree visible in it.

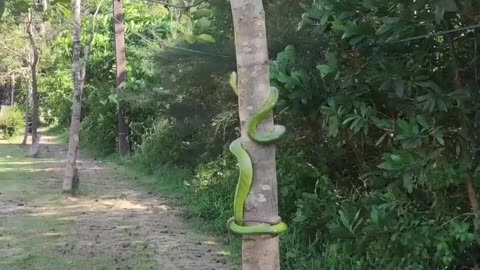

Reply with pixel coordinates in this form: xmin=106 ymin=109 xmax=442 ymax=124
xmin=113 ymin=0 xmax=129 ymax=155
xmin=26 ymin=8 xmax=40 ymax=155
xmin=230 ymin=0 xmax=282 ymax=268
xmin=63 ymin=0 xmax=83 ymax=193
xmin=63 ymin=0 xmax=103 ymax=193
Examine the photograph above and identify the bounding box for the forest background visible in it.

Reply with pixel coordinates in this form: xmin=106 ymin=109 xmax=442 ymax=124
xmin=1 ymin=0 xmax=480 ymax=269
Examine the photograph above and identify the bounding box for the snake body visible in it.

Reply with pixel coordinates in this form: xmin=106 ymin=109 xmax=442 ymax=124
xmin=227 ymin=72 xmax=288 ymax=236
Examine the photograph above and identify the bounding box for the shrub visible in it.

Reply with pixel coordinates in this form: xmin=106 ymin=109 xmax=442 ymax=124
xmin=80 ymin=86 xmax=118 ymax=156
xmin=134 ymin=119 xmax=188 ymax=173
xmin=0 ymin=107 xmax=25 ymax=138
xmin=188 ymin=150 xmax=237 ymax=233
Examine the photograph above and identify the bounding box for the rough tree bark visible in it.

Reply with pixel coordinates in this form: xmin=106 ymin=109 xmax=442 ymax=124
xmin=26 ymin=9 xmax=40 ymax=156
xmin=63 ymin=0 xmax=103 ymax=193
xmin=63 ymin=0 xmax=83 ymax=193
xmin=21 ymin=83 xmax=30 ymax=145
xmin=113 ymin=0 xmax=130 ymax=155
xmin=230 ymin=1 xmax=281 ymax=269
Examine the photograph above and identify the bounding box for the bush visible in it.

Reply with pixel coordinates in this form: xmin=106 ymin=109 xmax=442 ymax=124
xmin=134 ymin=119 xmax=188 ymax=173
xmin=188 ymin=150 xmax=237 ymax=233
xmin=79 ymin=85 xmax=118 ymax=156
xmin=0 ymin=107 xmax=25 ymax=138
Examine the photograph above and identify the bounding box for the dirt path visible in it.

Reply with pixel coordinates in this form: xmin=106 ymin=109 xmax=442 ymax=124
xmin=0 ymin=134 xmax=234 ymax=270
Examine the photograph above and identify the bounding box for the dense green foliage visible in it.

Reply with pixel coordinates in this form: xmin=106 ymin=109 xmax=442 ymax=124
xmin=2 ymin=0 xmax=480 ymax=269
xmin=0 ymin=107 xmax=25 ymax=138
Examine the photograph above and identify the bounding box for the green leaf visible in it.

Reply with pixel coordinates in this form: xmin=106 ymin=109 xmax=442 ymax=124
xmin=327 ymin=98 xmax=336 ymax=109
xmin=370 ymin=208 xmax=379 ymax=224
xmin=377 ymin=161 xmax=395 ymax=170
xmin=416 ymin=81 xmax=443 ymax=93
xmin=379 ymin=80 xmax=392 ymax=91
xmin=338 ymin=210 xmax=350 ymax=229
xmin=349 ymin=35 xmax=365 ymax=45
xmin=393 ymin=80 xmax=404 ymax=97
xmin=436 ymin=0 xmax=458 ymax=11
xmin=433 ymin=131 xmax=445 ymax=145
xmin=328 ymin=116 xmax=340 ymax=137
xmin=317 ymin=64 xmax=335 ymax=78
xmin=343 ymin=116 xmax=358 ymax=125
xmin=196 ymin=34 xmax=216 ymax=43
xmin=229 ymin=72 xmax=238 ymax=95
xmin=320 ymin=12 xmax=330 ymax=25
xmin=375 ymin=132 xmax=389 ymax=146
xmin=416 ymin=115 xmax=429 ymax=128
xmin=184 ymin=34 xmax=196 ymax=44
xmin=397 ymin=119 xmax=410 ymax=133
xmin=376 ymin=24 xmax=392 ymax=35
xmin=195 ymin=17 xmax=211 ymax=32
xmin=434 ymin=6 xmax=445 ymax=24
xmin=191 ymin=9 xmax=213 ymax=20
xmin=382 ymin=17 xmax=400 ymax=24
xmin=403 ymin=174 xmax=413 ymax=193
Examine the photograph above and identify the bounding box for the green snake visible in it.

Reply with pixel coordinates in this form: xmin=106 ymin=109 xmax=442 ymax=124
xmin=227 ymin=71 xmax=288 ymax=236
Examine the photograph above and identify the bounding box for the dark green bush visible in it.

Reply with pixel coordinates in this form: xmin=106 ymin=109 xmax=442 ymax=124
xmin=134 ymin=119 xmax=187 ymax=173
xmin=80 ymin=86 xmax=117 ymax=156
xmin=188 ymin=150 xmax=237 ymax=233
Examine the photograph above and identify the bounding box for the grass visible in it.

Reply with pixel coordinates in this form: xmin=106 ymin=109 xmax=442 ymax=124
xmin=0 ymin=143 xmax=76 ymax=269
xmin=0 ymin=128 xmax=241 ymax=270
xmin=0 ymin=139 xmax=160 ymax=270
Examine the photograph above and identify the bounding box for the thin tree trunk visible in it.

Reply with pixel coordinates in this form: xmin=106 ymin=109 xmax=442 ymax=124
xmin=63 ymin=0 xmax=83 ymax=193
xmin=10 ymin=74 xmax=15 ymax=105
xmin=230 ymin=1 xmax=281 ymax=269
xmin=63 ymin=0 xmax=103 ymax=193
xmin=41 ymin=0 xmax=48 ymax=12
xmin=113 ymin=0 xmax=129 ymax=155
xmin=21 ymin=84 xmax=30 ymax=145
xmin=26 ymin=9 xmax=40 ymax=155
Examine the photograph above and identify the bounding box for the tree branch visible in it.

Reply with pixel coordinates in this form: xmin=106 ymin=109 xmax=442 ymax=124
xmin=80 ymin=0 xmax=105 ymax=80
xmin=135 ymin=0 xmax=206 ymax=9
xmin=0 ymin=67 xmax=29 ymax=80
xmin=389 ymin=22 xmax=480 ymax=44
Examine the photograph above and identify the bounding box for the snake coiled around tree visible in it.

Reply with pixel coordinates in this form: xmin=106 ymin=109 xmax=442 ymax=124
xmin=227 ymin=72 xmax=288 ymax=236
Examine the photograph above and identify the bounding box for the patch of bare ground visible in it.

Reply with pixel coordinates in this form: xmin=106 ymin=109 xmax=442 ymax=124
xmin=0 ymin=134 xmax=234 ymax=270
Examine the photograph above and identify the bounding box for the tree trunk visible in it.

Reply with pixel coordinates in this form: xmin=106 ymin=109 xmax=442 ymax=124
xmin=63 ymin=0 xmax=102 ymax=192
xmin=230 ymin=1 xmax=281 ymax=269
xmin=41 ymin=0 xmax=48 ymax=12
xmin=63 ymin=0 xmax=83 ymax=193
xmin=113 ymin=0 xmax=129 ymax=155
xmin=10 ymin=74 xmax=15 ymax=105
xmin=21 ymin=84 xmax=30 ymax=145
xmin=26 ymin=9 xmax=40 ymax=155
